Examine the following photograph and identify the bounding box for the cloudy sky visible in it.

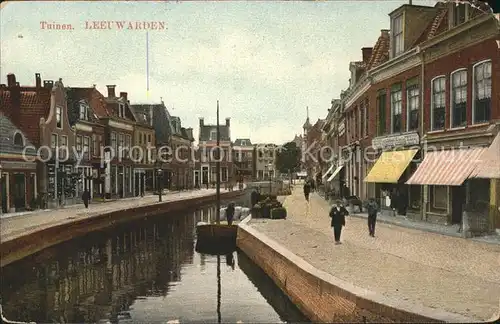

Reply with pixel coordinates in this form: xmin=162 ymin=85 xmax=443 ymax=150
xmin=1 ymin=0 xmax=436 ymax=145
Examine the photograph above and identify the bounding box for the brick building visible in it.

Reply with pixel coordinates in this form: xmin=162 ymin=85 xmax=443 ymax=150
xmin=196 ymin=117 xmax=232 ymax=187
xmin=67 ymin=87 xmax=106 ymax=199
xmin=169 ymin=116 xmax=195 ymax=190
xmin=302 ymin=116 xmax=325 ymax=180
xmin=149 ymin=101 xmax=174 ymax=190
xmin=1 ymin=73 xmax=78 ymax=208
xmin=324 ymin=1 xmax=499 ymax=231
xmin=129 ymin=104 xmax=156 ymax=195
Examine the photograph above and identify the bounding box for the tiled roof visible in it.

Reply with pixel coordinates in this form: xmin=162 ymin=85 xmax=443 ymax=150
xmin=366 ymin=31 xmax=390 ymax=70
xmin=234 ymin=138 xmax=253 ymax=146
xmin=129 ymin=104 xmax=153 ymax=127
xmin=136 ymin=103 xmax=175 ymax=144
xmin=413 ymin=5 xmax=449 ymax=46
xmin=69 ymin=87 xmax=110 ymax=118
xmin=0 ymin=113 xmax=36 ymax=155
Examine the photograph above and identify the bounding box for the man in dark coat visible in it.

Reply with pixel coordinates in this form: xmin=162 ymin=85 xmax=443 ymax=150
xmin=250 ymin=189 xmax=259 ymax=207
xmin=226 ymin=202 xmax=236 ymax=225
xmin=82 ymin=190 xmax=90 ymax=209
xmin=303 ymin=181 xmax=311 ymax=202
xmin=330 ymin=201 xmax=349 ymax=244
xmin=366 ymin=198 xmax=379 ymax=237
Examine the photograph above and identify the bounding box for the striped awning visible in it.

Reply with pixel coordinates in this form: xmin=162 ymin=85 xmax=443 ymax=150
xmin=406 ymin=147 xmax=486 ymax=186
xmin=470 ymin=132 xmax=500 ymax=179
xmin=327 ymin=165 xmax=344 ymax=182
xmin=322 ymin=164 xmax=335 ymax=179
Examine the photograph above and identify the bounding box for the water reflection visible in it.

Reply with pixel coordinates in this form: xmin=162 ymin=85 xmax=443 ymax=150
xmin=1 ymin=204 xmax=306 ymax=324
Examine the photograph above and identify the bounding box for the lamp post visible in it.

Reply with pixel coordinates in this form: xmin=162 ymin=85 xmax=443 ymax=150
xmin=267 ymin=164 xmax=273 ymax=195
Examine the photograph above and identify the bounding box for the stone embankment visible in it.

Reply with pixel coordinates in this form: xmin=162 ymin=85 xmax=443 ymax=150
xmin=1 ymin=189 xmax=245 ymax=267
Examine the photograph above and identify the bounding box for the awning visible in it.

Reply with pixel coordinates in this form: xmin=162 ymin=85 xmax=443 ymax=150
xmin=406 ymin=147 xmax=486 ymax=186
xmin=470 ymin=132 xmax=500 ymax=179
xmin=364 ymin=149 xmax=418 ymax=183
xmin=327 ymin=165 xmax=344 ymax=182
xmin=322 ymin=164 xmax=335 ymax=179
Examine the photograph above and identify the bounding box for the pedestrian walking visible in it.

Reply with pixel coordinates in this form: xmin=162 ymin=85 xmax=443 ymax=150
xmin=329 ymin=200 xmax=349 ymax=244
xmin=226 ymin=202 xmax=235 ymax=226
xmin=303 ymin=181 xmax=311 ymax=202
xmin=366 ymin=198 xmax=379 ymax=237
xmin=82 ymin=190 xmax=90 ymax=209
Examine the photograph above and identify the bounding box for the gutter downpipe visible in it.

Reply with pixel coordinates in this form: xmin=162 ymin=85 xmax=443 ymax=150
xmin=419 ymin=46 xmax=426 ymax=222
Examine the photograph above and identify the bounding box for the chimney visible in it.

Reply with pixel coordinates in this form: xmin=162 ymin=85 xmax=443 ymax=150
xmin=362 ymin=47 xmax=373 ymax=64
xmin=199 ymin=117 xmax=204 ymax=127
xmin=186 ymin=127 xmax=193 ymax=140
xmin=120 ymin=92 xmax=127 ymax=101
xmin=7 ymin=73 xmax=16 ymax=87
xmin=35 ymin=73 xmax=41 ymax=88
xmin=381 ymin=29 xmax=390 ymax=37
xmin=225 ymin=117 xmax=230 ymax=127
xmin=106 ymin=85 xmax=116 ymax=98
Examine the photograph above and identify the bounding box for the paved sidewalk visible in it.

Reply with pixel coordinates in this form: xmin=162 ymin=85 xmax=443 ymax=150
xmin=0 ymin=189 xmax=229 ymax=242
xmin=250 ymin=187 xmax=500 ymax=321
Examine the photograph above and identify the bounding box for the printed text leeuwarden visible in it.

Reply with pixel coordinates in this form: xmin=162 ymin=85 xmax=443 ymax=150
xmin=85 ymin=21 xmax=167 ymax=30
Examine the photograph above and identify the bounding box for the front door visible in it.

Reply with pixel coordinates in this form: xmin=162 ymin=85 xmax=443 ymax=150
xmin=13 ymin=173 xmax=26 ymax=211
xmin=451 ymin=186 xmax=465 ymax=224
xmin=194 ymin=171 xmax=200 ymax=188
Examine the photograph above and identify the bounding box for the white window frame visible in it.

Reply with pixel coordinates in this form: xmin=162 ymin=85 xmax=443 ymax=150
xmin=472 ymin=59 xmax=492 ymax=125
xmin=118 ymin=104 xmax=125 ymax=118
xmin=431 ymin=185 xmax=448 ymax=210
xmin=406 ymin=85 xmax=420 ymax=132
xmin=56 ymin=106 xmax=62 ymax=129
xmin=210 ymin=130 xmax=217 ymax=141
xmin=390 ymin=87 xmax=402 ymax=134
xmin=111 ymin=132 xmax=117 ymax=153
xmin=83 ymin=136 xmax=90 ymax=159
xmin=449 ymin=3 xmax=469 ymax=28
xmin=430 ymin=75 xmax=446 ymax=131
xmin=79 ymin=101 xmax=89 ymax=120
xmin=13 ymin=131 xmax=24 ymax=146
xmin=391 ymin=14 xmax=404 ymax=57
xmin=76 ymin=135 xmax=82 ymax=152
xmin=51 ymin=133 xmax=58 ymax=149
xmin=450 ymin=68 xmax=468 ymax=129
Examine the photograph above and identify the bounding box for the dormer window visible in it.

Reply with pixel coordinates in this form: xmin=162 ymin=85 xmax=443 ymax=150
xmin=79 ymin=101 xmax=89 ymax=121
xmin=118 ymin=104 xmax=125 ymax=118
xmin=451 ymin=3 xmax=468 ymax=27
xmin=56 ymin=106 xmax=62 ymax=128
xmin=241 ymin=140 xmax=246 ymax=146
xmin=392 ymin=14 xmax=404 ymax=57
xmin=13 ymin=132 xmax=24 ymax=147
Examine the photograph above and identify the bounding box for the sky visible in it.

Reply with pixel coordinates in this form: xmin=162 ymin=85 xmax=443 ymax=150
xmin=1 ymin=0 xmax=437 ymax=145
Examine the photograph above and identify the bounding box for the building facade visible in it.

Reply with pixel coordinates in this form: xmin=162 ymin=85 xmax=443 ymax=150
xmin=169 ymin=116 xmax=194 ymax=190
xmin=232 ymin=138 xmax=255 ymax=182
xmin=196 ymin=117 xmax=233 ymax=187
xmin=255 ymin=143 xmax=277 ymax=180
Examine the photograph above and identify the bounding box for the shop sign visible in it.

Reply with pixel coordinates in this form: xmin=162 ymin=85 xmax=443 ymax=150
xmin=0 ymin=161 xmax=37 ymax=170
xmin=372 ymin=132 xmax=420 ymax=149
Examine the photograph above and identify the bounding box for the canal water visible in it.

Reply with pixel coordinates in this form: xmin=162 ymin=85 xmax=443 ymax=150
xmin=1 ymin=205 xmax=309 ymax=323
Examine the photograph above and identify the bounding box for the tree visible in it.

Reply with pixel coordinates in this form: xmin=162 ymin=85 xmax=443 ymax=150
xmin=275 ymin=141 xmax=301 ymax=175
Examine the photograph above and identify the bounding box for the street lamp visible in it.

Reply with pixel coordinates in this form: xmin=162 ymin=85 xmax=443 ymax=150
xmin=156 ymin=167 xmax=163 ymax=202
xmin=266 ymin=164 xmax=273 ymax=195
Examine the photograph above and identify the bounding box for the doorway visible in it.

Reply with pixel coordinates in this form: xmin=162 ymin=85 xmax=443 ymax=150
xmin=202 ymin=167 xmax=208 ymax=185
xmin=134 ymin=172 xmax=140 ymax=196
xmin=194 ymin=171 xmax=200 ymax=188
xmin=451 ymin=186 xmax=465 ymax=224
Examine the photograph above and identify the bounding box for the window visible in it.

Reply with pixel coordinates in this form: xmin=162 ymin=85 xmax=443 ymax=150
xmin=210 ymin=130 xmax=217 ymax=141
xmin=60 ymin=135 xmax=68 ymax=159
xmin=79 ymin=101 xmax=89 ymax=120
xmin=76 ymin=135 xmax=82 ymax=152
xmin=391 ymin=85 xmax=402 ymax=133
xmin=143 ymin=133 xmax=146 ymax=144
xmin=148 ymin=134 xmax=151 ymax=144
xmin=431 ymin=77 xmax=446 ymax=131
xmin=392 ymin=14 xmax=404 ymax=57
xmin=93 ymin=134 xmax=98 ymax=156
xmin=450 ymin=69 xmax=467 ymax=128
xmin=118 ymin=104 xmax=125 ymax=118
xmin=111 ymin=132 xmax=117 ymax=153
xmin=364 ymin=99 xmax=369 ymax=137
xmin=377 ymin=91 xmax=387 ymax=135
xmin=51 ymin=133 xmax=58 ymax=149
xmin=119 ymin=133 xmax=124 ymax=151
xmin=126 ymin=134 xmax=131 ymax=150
xmin=56 ymin=106 xmax=62 ymax=128
xmin=473 ymin=61 xmax=492 ymax=124
xmin=221 ymin=166 xmax=228 ymax=182
xmin=83 ymin=136 xmax=89 ymax=159
xmin=13 ymin=133 xmax=24 ymax=146
xmin=407 ymin=82 xmax=420 ymax=131
xmin=431 ymin=185 xmax=447 ymax=210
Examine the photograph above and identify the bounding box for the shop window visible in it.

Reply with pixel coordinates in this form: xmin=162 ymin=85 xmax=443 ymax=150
xmin=467 ymin=179 xmax=490 ymax=213
xmin=430 ymin=185 xmax=447 ymax=211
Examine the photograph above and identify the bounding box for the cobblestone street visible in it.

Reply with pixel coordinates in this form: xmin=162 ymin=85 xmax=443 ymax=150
xmin=0 ymin=189 xmax=226 ymax=242
xmin=250 ymin=187 xmax=500 ymax=321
